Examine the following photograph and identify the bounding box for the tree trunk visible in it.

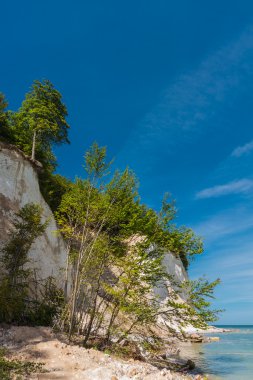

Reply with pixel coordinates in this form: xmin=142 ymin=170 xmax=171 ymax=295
xmin=64 ymin=243 xmax=71 ymax=300
xmin=31 ymin=130 xmax=36 ymax=160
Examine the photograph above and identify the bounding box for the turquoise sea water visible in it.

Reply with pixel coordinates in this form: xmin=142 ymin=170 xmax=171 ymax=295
xmin=189 ymin=325 xmax=253 ymax=379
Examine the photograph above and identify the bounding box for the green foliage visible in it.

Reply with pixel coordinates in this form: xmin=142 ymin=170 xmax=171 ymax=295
xmin=0 ymin=94 xmax=13 ymax=143
xmin=56 ymin=142 xmax=219 ymax=344
xmin=1 ymin=204 xmax=47 ymax=280
xmin=168 ymin=226 xmax=203 ymax=270
xmin=0 ymin=347 xmax=44 ymax=380
xmin=0 ymin=204 xmax=64 ymax=326
xmin=85 ymin=142 xmax=112 ymax=178
xmin=39 ymin=172 xmax=72 ymax=212
xmin=181 ymin=277 xmax=223 ymax=326
xmin=0 ymin=82 xmax=71 ymax=211
xmin=102 ymin=245 xmax=166 ymax=342
xmin=0 ymin=203 xmax=47 ymax=323
xmin=10 ymin=79 xmax=70 ymax=168
xmin=26 ymin=277 xmax=65 ymax=326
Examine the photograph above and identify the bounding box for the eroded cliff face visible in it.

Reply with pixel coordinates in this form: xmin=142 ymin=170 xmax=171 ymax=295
xmin=154 ymin=252 xmax=188 ymax=302
xmin=0 ymin=142 xmax=67 ymax=284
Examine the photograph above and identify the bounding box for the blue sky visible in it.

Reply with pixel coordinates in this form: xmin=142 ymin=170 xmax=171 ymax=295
xmin=1 ymin=0 xmax=253 ymax=324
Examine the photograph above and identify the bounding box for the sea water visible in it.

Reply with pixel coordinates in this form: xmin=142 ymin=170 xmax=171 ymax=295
xmin=186 ymin=325 xmax=253 ymax=379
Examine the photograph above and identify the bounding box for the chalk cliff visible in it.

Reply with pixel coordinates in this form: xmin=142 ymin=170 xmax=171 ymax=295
xmin=0 ymin=142 xmax=67 ymax=283
xmin=154 ymin=252 xmax=188 ymax=302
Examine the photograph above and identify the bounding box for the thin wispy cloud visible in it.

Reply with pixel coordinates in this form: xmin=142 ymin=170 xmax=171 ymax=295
xmin=195 ymin=179 xmax=253 ymax=199
xmin=125 ymin=26 xmax=253 ymax=153
xmin=190 ymin=210 xmax=253 ymax=319
xmin=193 ymin=205 xmax=253 ymax=243
xmin=191 ymin=241 xmax=253 ymax=269
xmin=221 ymin=268 xmax=253 ymax=281
xmin=231 ymin=140 xmax=253 ymax=157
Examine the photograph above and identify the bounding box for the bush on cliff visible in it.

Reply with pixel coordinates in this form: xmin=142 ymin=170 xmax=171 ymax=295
xmin=0 ymin=203 xmax=64 ymax=325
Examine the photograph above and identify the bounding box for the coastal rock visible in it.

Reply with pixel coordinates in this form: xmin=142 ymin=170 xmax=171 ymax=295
xmin=188 ymin=334 xmax=204 ymax=343
xmin=153 ymin=252 xmax=188 ymax=302
xmin=149 ymin=354 xmax=195 ymax=372
xmin=165 ymin=346 xmax=180 ymax=357
xmin=206 ymin=336 xmax=220 ymax=342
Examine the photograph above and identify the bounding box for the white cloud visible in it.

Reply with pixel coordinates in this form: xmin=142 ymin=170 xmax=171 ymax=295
xmin=231 ymin=140 xmax=253 ymax=157
xmin=195 ymin=179 xmax=253 ymax=199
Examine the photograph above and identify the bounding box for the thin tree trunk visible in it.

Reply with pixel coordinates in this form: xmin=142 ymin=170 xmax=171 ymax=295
xmin=68 ymin=224 xmax=86 ymax=340
xmin=31 ymin=130 xmax=36 ymax=160
xmin=64 ymin=242 xmax=71 ymax=300
xmin=105 ymin=282 xmax=132 ymax=343
xmin=105 ymin=303 xmax=120 ymax=343
xmin=83 ymin=254 xmax=106 ymax=344
xmin=83 ymin=293 xmax=98 ymax=345
xmin=68 ymin=182 xmax=93 ymax=340
xmin=92 ymin=299 xmax=109 ymax=335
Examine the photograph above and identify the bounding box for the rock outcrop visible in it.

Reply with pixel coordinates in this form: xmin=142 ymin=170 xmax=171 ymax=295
xmin=154 ymin=251 xmax=188 ymax=301
xmin=0 ymin=142 xmax=67 ymax=284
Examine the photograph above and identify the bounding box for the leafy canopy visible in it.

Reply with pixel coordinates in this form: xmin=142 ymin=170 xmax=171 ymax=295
xmin=0 ymin=81 xmax=71 ymax=207
xmin=12 ymin=79 xmax=70 ymax=168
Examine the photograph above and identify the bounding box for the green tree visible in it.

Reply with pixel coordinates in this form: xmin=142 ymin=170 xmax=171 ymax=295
xmin=39 ymin=172 xmax=72 ymax=212
xmin=57 ymin=143 xmax=112 ymax=339
xmin=14 ymin=80 xmax=70 ymax=167
xmin=178 ymin=277 xmax=223 ymax=329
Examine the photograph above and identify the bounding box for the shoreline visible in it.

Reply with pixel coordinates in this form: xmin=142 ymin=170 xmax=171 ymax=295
xmin=175 ymin=325 xmax=233 ymax=379
xmin=184 ymin=325 xmax=232 ymax=334
xmin=179 ymin=325 xmax=253 ymax=380
xmin=1 ymin=324 xmax=244 ymax=379
xmin=0 ymin=325 xmax=209 ymax=380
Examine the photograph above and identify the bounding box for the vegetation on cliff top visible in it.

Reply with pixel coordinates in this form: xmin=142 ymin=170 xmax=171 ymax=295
xmin=1 ymin=80 xmax=69 ymax=169
xmin=0 ymin=80 xmax=70 ymax=211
